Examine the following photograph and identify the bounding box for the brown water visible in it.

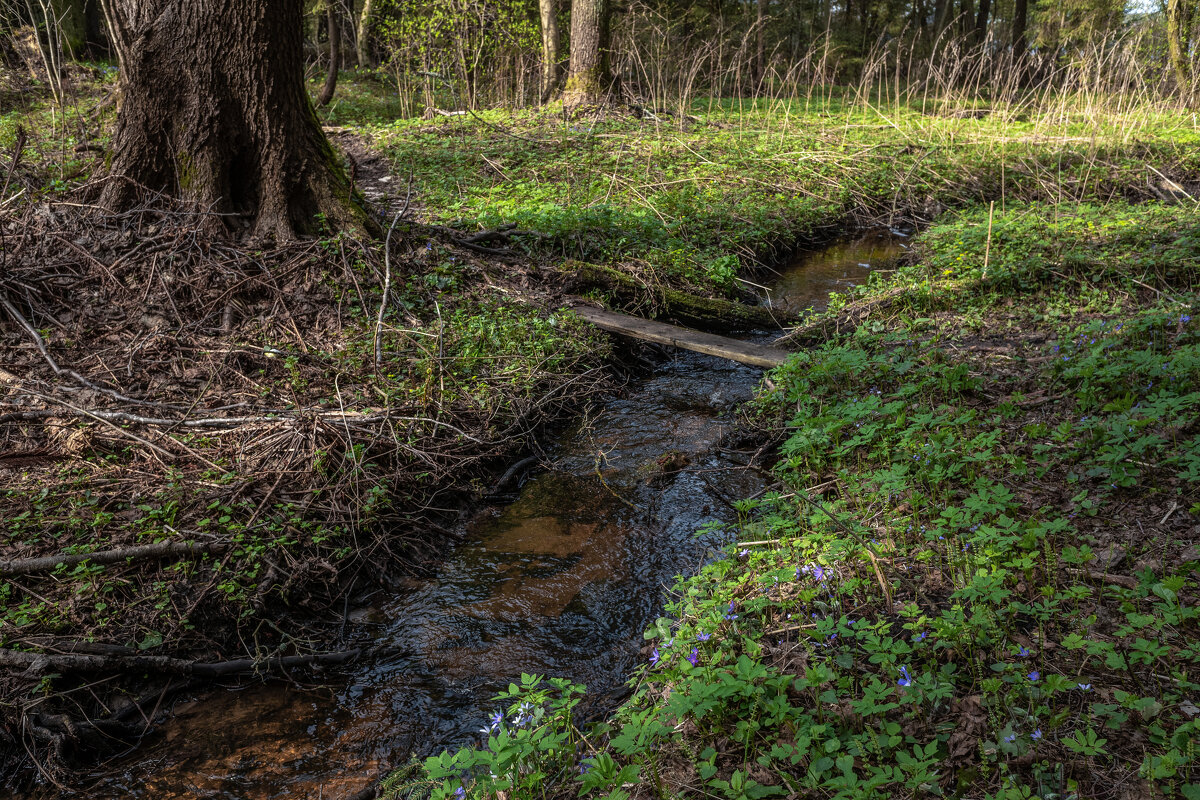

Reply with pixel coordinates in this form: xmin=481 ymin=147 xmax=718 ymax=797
xmin=23 ymin=232 xmax=903 ymax=800
xmin=764 ymin=230 xmax=906 ymax=316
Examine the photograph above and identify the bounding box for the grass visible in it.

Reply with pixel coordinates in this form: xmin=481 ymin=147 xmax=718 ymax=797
xmin=336 ymin=79 xmax=1200 ymax=301
xmin=2 ymin=64 xmax=1199 ymax=787
xmin=396 ymin=200 xmax=1200 ymax=799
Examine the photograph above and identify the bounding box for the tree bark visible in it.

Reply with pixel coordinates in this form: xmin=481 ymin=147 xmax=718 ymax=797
xmin=959 ymin=0 xmax=974 ymax=37
xmin=99 ymin=0 xmax=370 ymax=240
xmin=1168 ymin=0 xmax=1198 ymax=106
xmin=539 ymin=0 xmax=562 ymax=102
xmin=973 ymin=0 xmax=990 ymax=46
xmin=932 ymin=0 xmax=951 ymax=36
xmin=317 ymin=1 xmax=339 ymax=106
xmin=755 ymin=0 xmax=766 ymax=85
xmin=562 ymin=0 xmax=611 ymax=107
xmin=356 ymin=0 xmax=375 ymax=67
xmin=1011 ymin=0 xmax=1028 ymax=61
xmin=1012 ymin=0 xmax=1032 ymax=83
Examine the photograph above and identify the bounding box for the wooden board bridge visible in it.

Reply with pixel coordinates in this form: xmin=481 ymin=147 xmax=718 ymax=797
xmin=572 ymin=305 xmax=790 ymax=369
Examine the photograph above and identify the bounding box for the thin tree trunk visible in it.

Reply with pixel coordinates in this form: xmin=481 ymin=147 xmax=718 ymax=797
xmin=539 ymin=0 xmax=561 ymax=101
xmin=357 ymin=0 xmax=374 ymax=67
xmin=562 ymin=0 xmax=611 ymax=107
xmin=755 ymin=0 xmax=766 ymax=85
xmin=932 ymin=0 xmax=951 ymax=35
xmin=101 ymin=0 xmax=370 ymax=240
xmin=316 ymin=1 xmax=339 ymax=106
xmin=1168 ymin=0 xmax=1197 ymax=105
xmin=973 ymin=0 xmax=990 ymax=46
xmin=1012 ymin=0 xmax=1032 ymax=82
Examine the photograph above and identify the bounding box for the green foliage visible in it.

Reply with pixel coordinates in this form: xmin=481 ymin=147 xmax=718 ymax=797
xmin=408 ymin=202 xmax=1200 ymax=799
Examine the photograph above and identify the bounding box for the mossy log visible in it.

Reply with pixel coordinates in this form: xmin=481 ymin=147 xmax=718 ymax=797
xmin=562 ymin=261 xmax=794 ymax=331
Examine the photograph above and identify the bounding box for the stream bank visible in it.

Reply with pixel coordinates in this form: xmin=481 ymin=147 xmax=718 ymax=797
xmin=14 ymin=233 xmax=904 ymax=799
xmin=410 ymin=200 xmax=1200 ymax=800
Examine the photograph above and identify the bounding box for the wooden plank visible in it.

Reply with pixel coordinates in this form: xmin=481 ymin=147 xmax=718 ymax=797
xmin=573 ymin=305 xmax=790 ymax=369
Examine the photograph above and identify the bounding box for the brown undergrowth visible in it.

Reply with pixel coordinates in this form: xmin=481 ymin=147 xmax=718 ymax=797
xmin=0 ymin=185 xmax=614 ymax=786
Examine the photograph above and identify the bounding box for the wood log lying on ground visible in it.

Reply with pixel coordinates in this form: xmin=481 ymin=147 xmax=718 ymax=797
xmin=573 ymin=305 xmax=790 ymax=368
xmin=0 ymin=540 xmax=228 ymax=576
xmin=562 ymin=261 xmax=794 ymax=331
xmin=0 ymin=646 xmax=362 ymax=677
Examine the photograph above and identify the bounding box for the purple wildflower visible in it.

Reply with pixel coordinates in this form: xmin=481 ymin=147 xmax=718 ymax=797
xmin=897 ymin=666 xmax=912 ymax=687
xmin=649 ymin=647 xmax=660 ymax=666
xmin=687 ymin=648 xmax=700 ymax=667
xmin=1028 ymin=671 xmax=1040 ymax=682
xmin=696 ymin=632 xmax=711 ymax=641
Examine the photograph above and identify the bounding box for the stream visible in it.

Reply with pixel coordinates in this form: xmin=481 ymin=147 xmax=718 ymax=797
xmin=34 ymin=232 xmax=902 ymax=799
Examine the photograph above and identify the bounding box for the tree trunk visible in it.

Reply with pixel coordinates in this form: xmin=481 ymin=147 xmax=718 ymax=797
xmin=1168 ymin=0 xmax=1198 ymax=106
xmin=356 ymin=0 xmax=374 ymax=67
xmin=539 ymin=0 xmax=562 ymax=102
xmin=973 ymin=0 xmax=990 ymax=46
xmin=316 ymin=2 xmax=339 ymax=106
xmin=754 ymin=0 xmax=766 ymax=85
xmin=932 ymin=0 xmax=951 ymax=36
xmin=100 ymin=0 xmax=370 ymax=241
xmin=1012 ymin=0 xmax=1032 ymax=83
xmin=1011 ymin=0 xmax=1028 ymax=61
xmin=562 ymin=0 xmax=611 ymax=107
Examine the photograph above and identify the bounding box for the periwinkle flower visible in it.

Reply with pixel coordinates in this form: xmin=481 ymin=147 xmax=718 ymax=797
xmin=897 ymin=666 xmax=912 ymax=687
xmin=1017 ymin=646 xmax=1029 ymax=657
xmin=1027 ymin=671 xmax=1040 ymax=682
xmin=1032 ymin=728 xmax=1043 ymax=740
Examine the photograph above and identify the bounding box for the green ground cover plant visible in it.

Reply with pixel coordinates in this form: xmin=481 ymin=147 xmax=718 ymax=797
xmin=400 ymin=201 xmax=1200 ymax=799
xmin=354 ymin=88 xmax=1198 ymax=300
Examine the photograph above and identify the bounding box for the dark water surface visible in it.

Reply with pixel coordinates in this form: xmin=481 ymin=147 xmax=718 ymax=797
xmin=32 ymin=233 xmax=902 ymax=799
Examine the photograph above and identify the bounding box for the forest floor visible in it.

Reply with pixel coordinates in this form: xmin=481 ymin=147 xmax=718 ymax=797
xmin=0 ymin=68 xmax=1197 ymax=794
xmin=408 ymin=201 xmax=1200 ymax=800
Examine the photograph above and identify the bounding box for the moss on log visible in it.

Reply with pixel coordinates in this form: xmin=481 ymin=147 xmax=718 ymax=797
xmin=562 ymin=261 xmax=793 ymax=331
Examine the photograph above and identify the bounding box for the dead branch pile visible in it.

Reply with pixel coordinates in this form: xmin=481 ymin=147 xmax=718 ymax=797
xmin=0 ymin=191 xmax=614 ymax=783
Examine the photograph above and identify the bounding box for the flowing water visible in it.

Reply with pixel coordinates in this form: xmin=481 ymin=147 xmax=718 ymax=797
xmin=29 ymin=232 xmax=902 ymax=799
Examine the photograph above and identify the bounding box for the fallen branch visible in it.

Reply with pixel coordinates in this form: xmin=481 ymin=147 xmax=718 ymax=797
xmin=0 ymin=296 xmax=148 ymax=406
xmin=1067 ymin=568 xmax=1140 ymax=590
xmin=0 ymin=646 xmax=362 ymax=677
xmin=0 ymin=540 xmax=227 ymax=576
